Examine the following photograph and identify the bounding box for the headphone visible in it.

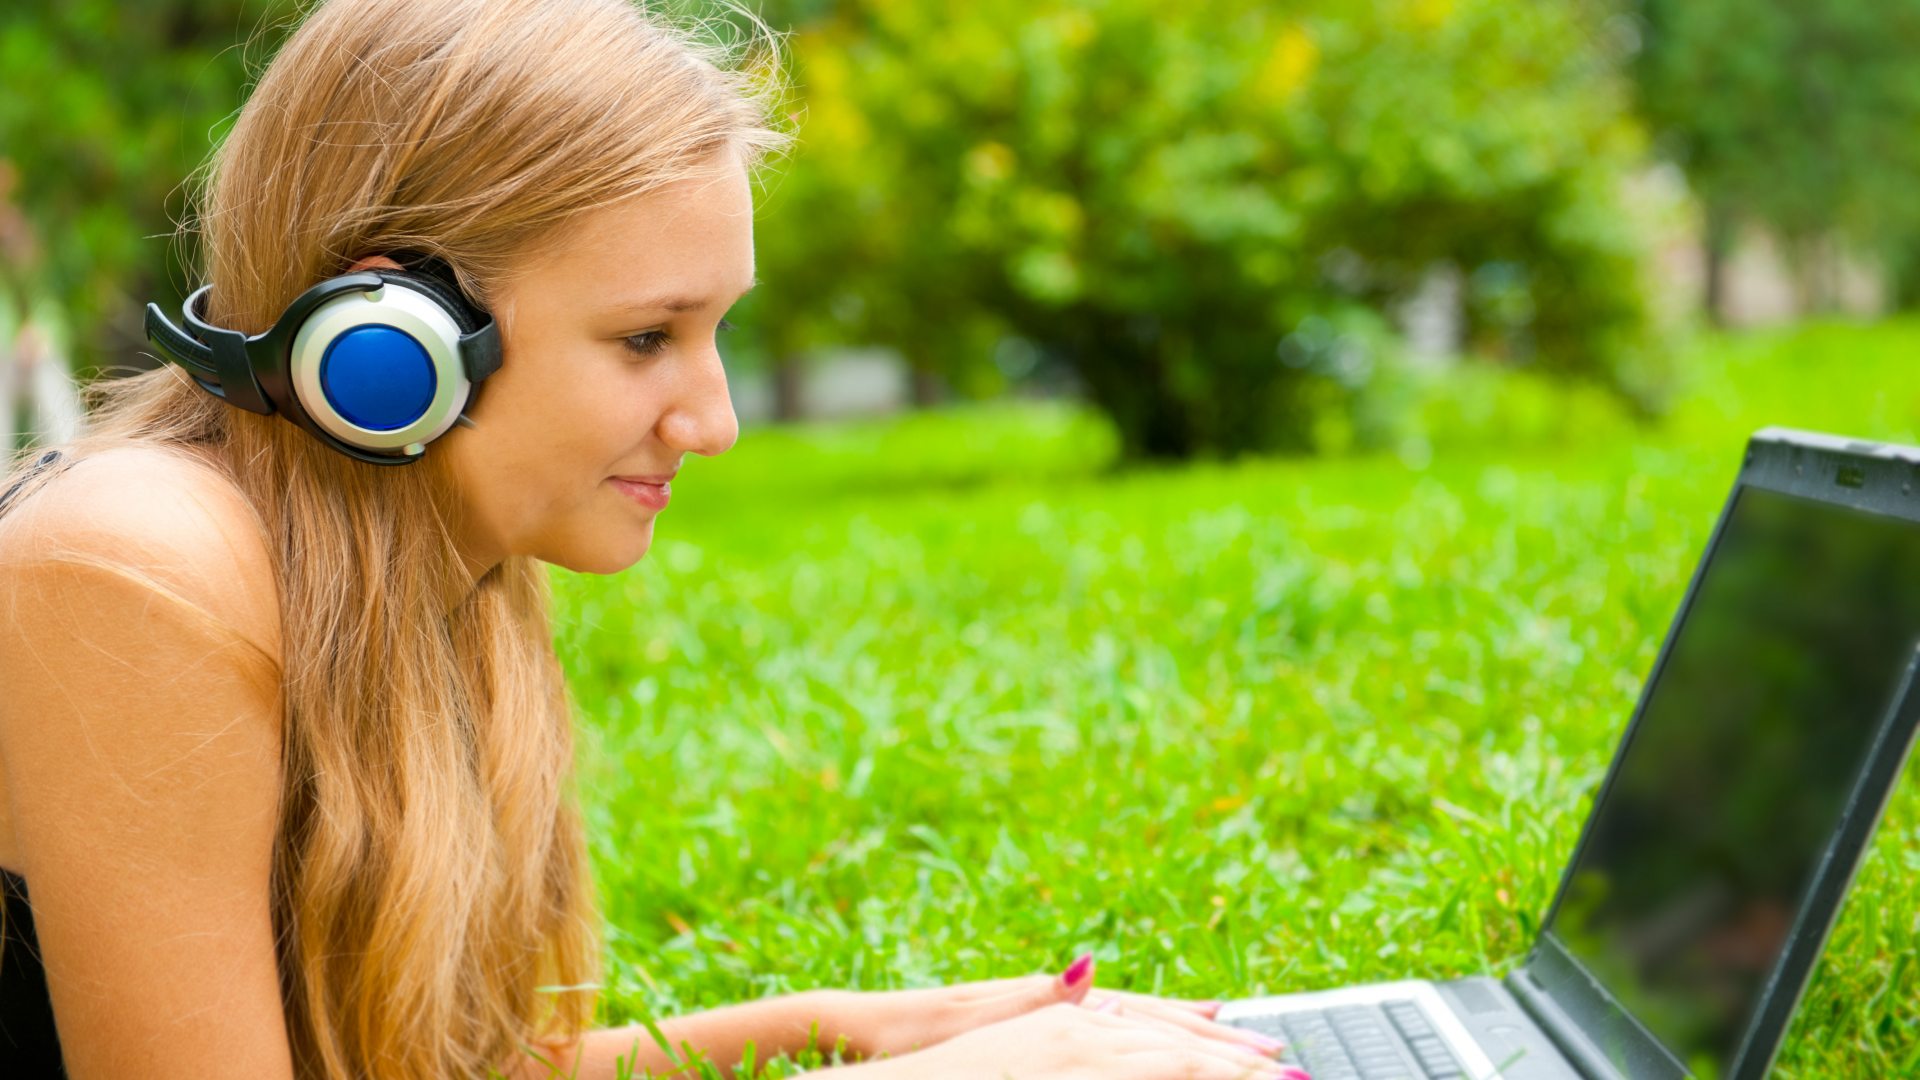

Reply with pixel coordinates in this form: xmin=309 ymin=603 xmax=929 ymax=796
xmin=143 ymin=253 xmax=502 ymax=465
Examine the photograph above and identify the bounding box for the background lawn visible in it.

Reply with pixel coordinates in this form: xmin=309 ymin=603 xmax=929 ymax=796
xmin=549 ymin=320 xmax=1920 ymax=1077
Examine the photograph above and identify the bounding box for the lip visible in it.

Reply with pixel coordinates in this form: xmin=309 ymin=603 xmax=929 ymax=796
xmin=608 ymin=476 xmax=670 ymax=511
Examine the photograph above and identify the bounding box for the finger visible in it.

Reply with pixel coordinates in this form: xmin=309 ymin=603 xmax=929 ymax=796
xmin=948 ymin=955 xmax=1099 ymax=1032
xmin=941 ymin=976 xmax=1052 ymax=1004
xmin=1116 ymin=1044 xmax=1307 ymax=1080
xmin=1082 ymin=999 xmax=1259 ymax=1045
xmin=1093 ymin=988 xmax=1224 ymax=1017
xmin=1078 ymin=1022 xmax=1281 ymax=1077
xmin=1084 ymin=999 xmax=1288 ymax=1059
xmin=1057 ymin=952 xmax=1097 ymax=1006
xmin=1060 ymin=1007 xmax=1304 ymax=1079
xmin=1093 ymin=995 xmax=1288 ymax=1056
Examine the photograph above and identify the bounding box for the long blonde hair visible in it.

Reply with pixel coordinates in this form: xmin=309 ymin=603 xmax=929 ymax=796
xmin=0 ymin=1 xmax=789 ymax=1075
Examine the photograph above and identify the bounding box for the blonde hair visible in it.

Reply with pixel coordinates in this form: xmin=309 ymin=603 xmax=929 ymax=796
xmin=0 ymin=0 xmax=789 ymax=1075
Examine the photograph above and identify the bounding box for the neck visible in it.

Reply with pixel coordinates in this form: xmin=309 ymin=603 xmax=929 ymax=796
xmin=444 ymin=534 xmax=504 ymax=616
xmin=438 ymin=477 xmax=506 ymax=615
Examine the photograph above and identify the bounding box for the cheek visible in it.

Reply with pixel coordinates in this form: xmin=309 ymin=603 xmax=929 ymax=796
xmin=539 ymin=374 xmax=664 ymax=497
xmin=581 ymin=364 xmax=677 ymax=439
xmin=449 ymin=377 xmax=591 ymax=510
xmin=478 ymin=352 xmax=659 ymax=486
xmin=506 ymin=369 xmax=616 ymax=453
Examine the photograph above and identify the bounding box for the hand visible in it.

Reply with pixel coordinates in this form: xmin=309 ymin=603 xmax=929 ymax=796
xmin=875 ymin=1002 xmax=1311 ymax=1080
xmin=841 ymin=953 xmax=1290 ymax=1067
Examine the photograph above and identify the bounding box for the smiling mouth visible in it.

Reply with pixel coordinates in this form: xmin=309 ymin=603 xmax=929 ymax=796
xmin=608 ymin=476 xmax=671 ymax=510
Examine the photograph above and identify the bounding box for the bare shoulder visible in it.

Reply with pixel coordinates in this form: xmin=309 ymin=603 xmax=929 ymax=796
xmin=0 ymin=443 xmax=297 ymax=1076
xmin=0 ymin=443 xmax=282 ymax=672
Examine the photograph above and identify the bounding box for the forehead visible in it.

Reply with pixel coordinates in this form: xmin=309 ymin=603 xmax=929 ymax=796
xmin=512 ymin=155 xmax=754 ymax=306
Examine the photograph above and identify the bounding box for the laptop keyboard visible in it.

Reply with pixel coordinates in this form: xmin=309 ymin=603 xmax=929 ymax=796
xmin=1228 ymin=999 xmax=1466 ymax=1079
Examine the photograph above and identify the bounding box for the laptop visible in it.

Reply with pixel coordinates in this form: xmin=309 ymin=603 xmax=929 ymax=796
xmin=1219 ymin=427 xmax=1920 ymax=1079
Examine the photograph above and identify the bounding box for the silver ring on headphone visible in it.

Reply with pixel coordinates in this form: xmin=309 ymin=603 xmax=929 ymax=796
xmin=289 ymin=281 xmax=473 ymax=455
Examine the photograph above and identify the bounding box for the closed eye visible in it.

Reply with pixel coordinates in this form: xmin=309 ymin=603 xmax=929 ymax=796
xmin=622 ymin=318 xmax=736 ymax=359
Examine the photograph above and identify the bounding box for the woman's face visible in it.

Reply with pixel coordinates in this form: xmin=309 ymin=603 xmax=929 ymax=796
xmin=376 ymin=149 xmax=756 ymax=583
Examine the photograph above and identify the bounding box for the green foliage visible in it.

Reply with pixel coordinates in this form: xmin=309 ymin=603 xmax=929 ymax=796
xmin=1632 ymin=0 xmax=1920 ymax=304
xmin=550 ymin=319 xmax=1920 ymax=1077
xmin=8 ymin=0 xmax=1661 ymax=459
xmin=759 ymin=0 xmax=1659 ymax=459
xmin=0 ymin=1 xmax=293 ymax=376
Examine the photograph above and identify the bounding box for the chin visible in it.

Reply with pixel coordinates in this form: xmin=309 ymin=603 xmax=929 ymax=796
xmin=545 ymin=528 xmax=655 ymax=575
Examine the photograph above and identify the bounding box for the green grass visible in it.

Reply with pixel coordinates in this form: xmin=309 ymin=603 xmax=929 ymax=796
xmin=549 ymin=317 xmax=1920 ymax=1077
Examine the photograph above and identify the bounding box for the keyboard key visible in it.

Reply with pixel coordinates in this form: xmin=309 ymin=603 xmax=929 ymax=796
xmin=1246 ymin=1016 xmax=1290 ymax=1038
xmin=1238 ymin=1003 xmax=1468 ymax=1079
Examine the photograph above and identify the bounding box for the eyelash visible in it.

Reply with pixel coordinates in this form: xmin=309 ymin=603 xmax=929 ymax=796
xmin=623 ymin=318 xmax=736 ymax=359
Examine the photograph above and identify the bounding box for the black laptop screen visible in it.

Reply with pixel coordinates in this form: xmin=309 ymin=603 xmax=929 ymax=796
xmin=1543 ymin=483 xmax=1920 ymax=1073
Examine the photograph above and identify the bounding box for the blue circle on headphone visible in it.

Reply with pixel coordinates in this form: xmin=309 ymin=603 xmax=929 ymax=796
xmin=317 ymin=324 xmax=437 ymax=431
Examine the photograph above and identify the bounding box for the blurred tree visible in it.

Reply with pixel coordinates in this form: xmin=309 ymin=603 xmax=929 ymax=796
xmin=738 ymin=8 xmax=1015 ymax=420
xmin=8 ymin=0 xmax=1660 ymax=453
xmin=765 ymin=0 xmax=1657 ymax=459
xmin=1633 ymin=0 xmax=1920 ymax=319
xmin=0 ymin=1 xmax=294 ymax=380
xmin=661 ymin=0 xmax=842 ymax=420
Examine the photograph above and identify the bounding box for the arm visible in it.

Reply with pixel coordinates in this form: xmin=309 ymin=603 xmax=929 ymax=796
xmin=507 ymin=990 xmax=866 ymax=1080
xmin=512 ymin=999 xmax=1307 ymax=1080
xmin=498 ymin=947 xmax=1165 ymax=1077
xmin=0 ymin=453 xmax=292 ymax=1078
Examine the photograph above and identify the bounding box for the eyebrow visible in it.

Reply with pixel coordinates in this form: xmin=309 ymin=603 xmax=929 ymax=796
xmin=610 ymin=277 xmax=759 ymax=316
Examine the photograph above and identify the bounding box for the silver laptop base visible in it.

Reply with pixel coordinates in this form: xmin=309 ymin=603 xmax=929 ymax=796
xmin=1219 ymin=976 xmax=1583 ymax=1079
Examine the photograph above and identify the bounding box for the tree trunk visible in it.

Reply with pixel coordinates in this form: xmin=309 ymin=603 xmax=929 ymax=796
xmin=1702 ymin=200 xmax=1732 ymax=327
xmin=772 ymin=354 xmax=804 ymax=422
xmin=1820 ymin=232 xmax=1843 ymax=313
xmin=909 ymin=365 xmax=942 ymax=408
xmin=1786 ymin=232 xmax=1839 ymax=315
xmin=1070 ymin=337 xmax=1196 ymax=460
xmin=1896 ymin=245 xmax=1920 ymax=311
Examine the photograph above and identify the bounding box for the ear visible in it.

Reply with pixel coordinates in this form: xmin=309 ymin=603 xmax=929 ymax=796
xmin=346 ymin=254 xmax=406 ymax=274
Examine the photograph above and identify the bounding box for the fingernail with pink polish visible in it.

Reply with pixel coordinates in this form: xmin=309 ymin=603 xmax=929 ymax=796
xmin=1058 ymin=952 xmax=1095 ymax=989
xmin=1279 ymin=1068 xmax=1312 ymax=1080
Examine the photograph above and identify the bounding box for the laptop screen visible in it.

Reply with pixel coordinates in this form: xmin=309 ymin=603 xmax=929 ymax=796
xmin=1543 ymin=483 xmax=1920 ymax=1073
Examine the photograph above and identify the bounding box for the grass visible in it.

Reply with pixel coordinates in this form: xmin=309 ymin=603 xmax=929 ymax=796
xmin=548 ymin=317 xmax=1920 ymax=1077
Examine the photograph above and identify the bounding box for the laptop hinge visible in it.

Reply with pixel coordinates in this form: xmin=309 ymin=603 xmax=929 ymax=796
xmin=1504 ymin=968 xmax=1625 ymax=1080
xmin=1503 ymin=937 xmax=1689 ymax=1079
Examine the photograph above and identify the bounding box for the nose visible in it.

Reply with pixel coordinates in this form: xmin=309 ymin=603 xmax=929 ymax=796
xmin=655 ymin=343 xmax=738 ymax=457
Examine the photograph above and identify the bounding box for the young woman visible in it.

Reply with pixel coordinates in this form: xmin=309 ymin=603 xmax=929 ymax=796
xmin=0 ymin=2 xmax=1309 ymax=1078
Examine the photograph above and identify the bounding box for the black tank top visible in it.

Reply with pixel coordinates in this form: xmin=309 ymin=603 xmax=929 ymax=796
xmin=0 ymin=448 xmax=76 ymax=1076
